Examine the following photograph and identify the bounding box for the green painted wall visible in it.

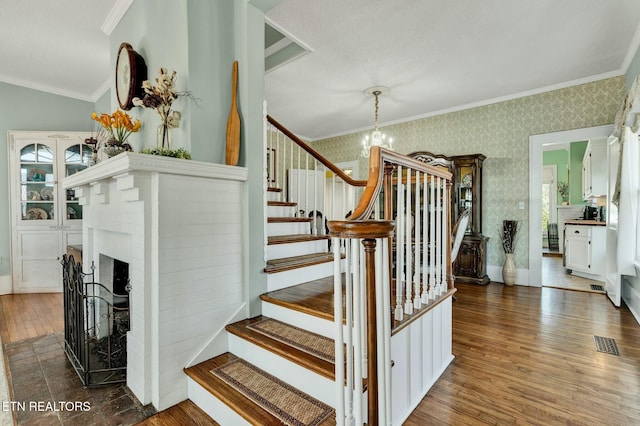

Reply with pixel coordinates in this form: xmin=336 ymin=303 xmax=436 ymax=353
xmin=0 ymin=82 xmax=94 ymax=278
xmin=569 ymin=141 xmax=588 ymax=205
xmin=543 ymin=149 xmax=568 ymax=205
xmin=310 ymin=77 xmax=625 ymax=271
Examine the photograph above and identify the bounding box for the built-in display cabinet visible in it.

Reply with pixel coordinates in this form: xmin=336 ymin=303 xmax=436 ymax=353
xmin=409 ymin=152 xmax=489 ymax=285
xmin=8 ymin=131 xmax=93 ymax=293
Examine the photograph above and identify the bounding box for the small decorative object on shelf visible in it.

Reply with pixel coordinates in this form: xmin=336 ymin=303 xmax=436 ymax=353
xmin=91 ymin=110 xmax=141 ymax=157
xmin=500 ymin=220 xmax=518 ymax=286
xmin=558 ymin=181 xmax=570 ymax=205
xmin=84 ymin=136 xmax=99 ymax=165
xmin=133 ymin=67 xmax=190 ymax=152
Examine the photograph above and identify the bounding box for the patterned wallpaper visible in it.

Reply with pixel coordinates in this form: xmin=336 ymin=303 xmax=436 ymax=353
xmin=309 ymin=77 xmax=625 ymax=270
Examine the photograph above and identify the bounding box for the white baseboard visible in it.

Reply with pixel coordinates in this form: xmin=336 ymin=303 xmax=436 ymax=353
xmin=487 ymin=264 xmax=531 ymax=286
xmin=0 ymin=275 xmax=12 ymax=295
xmin=622 ymin=277 xmax=640 ymax=326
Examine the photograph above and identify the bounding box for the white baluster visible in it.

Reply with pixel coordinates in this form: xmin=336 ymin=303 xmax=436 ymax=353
xmin=429 ymin=175 xmax=436 ymax=301
xmin=352 ymin=238 xmax=363 ymax=426
xmin=441 ymin=183 xmax=448 ymax=295
xmin=344 ymin=233 xmax=354 ymax=425
xmin=296 ymin=144 xmax=301 ymax=216
xmin=436 ymin=177 xmax=443 ymax=296
xmin=413 ymin=170 xmax=421 ymax=310
xmin=374 ymin=237 xmax=386 ymax=424
xmin=404 ymin=169 xmax=413 ymax=315
xmin=394 ymin=166 xmax=404 ymax=321
xmin=332 ymin=236 xmax=345 ymax=425
xmin=313 ymin=160 xmax=318 ymax=234
xmin=421 ymin=172 xmax=429 ymax=304
xmin=382 ymin=237 xmax=392 ymax=425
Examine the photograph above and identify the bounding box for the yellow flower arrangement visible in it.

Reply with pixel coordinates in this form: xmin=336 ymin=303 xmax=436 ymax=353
xmin=91 ymin=110 xmax=141 ymax=145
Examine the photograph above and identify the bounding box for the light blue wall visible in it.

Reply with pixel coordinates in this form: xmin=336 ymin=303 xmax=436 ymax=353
xmin=93 ymin=89 xmax=111 ymax=118
xmin=0 ymin=82 xmax=94 ymax=277
xmin=108 ymin=0 xmax=272 ymax=313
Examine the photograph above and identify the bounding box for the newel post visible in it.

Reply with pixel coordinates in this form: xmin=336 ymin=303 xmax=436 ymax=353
xmin=328 ymin=220 xmax=395 ymax=426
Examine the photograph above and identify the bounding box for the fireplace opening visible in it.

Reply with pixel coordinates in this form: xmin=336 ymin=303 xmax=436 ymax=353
xmin=62 ymin=254 xmax=130 ymax=386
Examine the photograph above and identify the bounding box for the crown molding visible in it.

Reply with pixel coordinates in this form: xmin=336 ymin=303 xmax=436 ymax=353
xmin=101 ymin=0 xmax=134 ymax=35
xmin=0 ymin=74 xmax=93 ymax=102
xmin=91 ymin=77 xmax=112 ymax=103
xmin=311 ymin=70 xmax=625 ymax=142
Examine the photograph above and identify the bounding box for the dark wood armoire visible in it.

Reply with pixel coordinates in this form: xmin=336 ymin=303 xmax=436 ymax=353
xmin=409 ymin=151 xmax=489 ymax=285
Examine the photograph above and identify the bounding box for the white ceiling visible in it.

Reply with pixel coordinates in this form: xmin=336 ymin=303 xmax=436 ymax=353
xmin=265 ymin=0 xmax=640 ymax=140
xmin=0 ymin=0 xmax=117 ymax=101
xmin=1 ymin=1 xmax=639 ymax=141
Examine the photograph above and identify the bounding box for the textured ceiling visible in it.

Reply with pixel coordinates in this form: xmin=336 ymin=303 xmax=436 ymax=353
xmin=1 ymin=1 xmax=639 ymax=140
xmin=265 ymin=0 xmax=640 ymax=140
xmin=0 ymin=0 xmax=116 ymax=101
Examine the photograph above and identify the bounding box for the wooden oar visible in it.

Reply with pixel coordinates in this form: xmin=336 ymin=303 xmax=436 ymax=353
xmin=226 ymin=60 xmax=240 ymax=166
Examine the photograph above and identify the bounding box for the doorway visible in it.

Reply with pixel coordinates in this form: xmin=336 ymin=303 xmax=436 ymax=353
xmin=528 ymin=125 xmax=613 ymax=287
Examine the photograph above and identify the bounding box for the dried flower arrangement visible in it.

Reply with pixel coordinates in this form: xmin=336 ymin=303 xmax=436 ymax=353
xmin=133 ymin=67 xmax=190 ymax=152
xmin=500 ymin=220 xmax=518 ymax=254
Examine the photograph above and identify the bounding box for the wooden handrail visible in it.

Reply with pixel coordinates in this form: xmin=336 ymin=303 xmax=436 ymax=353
xmin=267 ymin=115 xmax=367 ymax=188
xmin=349 ymin=146 xmax=453 ymax=220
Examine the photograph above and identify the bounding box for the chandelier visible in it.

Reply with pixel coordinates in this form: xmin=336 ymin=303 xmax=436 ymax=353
xmin=361 ymin=86 xmax=394 ymax=158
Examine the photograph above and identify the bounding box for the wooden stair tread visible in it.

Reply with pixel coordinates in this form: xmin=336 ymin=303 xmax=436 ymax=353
xmin=268 ymin=234 xmax=330 ymax=245
xmin=267 ymin=187 xmax=282 ymax=192
xmin=226 ymin=316 xmax=335 ymax=381
xmin=267 ymin=201 xmax=297 ymax=207
xmin=261 ymin=276 xmax=335 ymax=321
xmin=264 ymin=252 xmax=335 ymax=274
xmin=185 ymin=353 xmax=336 ymax=426
xmin=268 ymin=217 xmax=313 ymax=223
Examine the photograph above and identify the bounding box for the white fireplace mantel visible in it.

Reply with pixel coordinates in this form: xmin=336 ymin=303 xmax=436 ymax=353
xmin=62 ymin=152 xmax=248 ymax=189
xmin=61 ymin=153 xmax=248 ymax=410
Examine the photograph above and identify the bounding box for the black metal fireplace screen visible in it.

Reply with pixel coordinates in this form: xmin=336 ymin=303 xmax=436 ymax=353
xmin=61 ymin=254 xmax=130 ymax=386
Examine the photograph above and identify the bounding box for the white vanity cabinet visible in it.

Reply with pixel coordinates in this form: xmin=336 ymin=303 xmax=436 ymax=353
xmin=8 ymin=131 xmax=92 ymax=293
xmin=582 ymin=138 xmax=607 ymax=200
xmin=565 ymin=224 xmax=606 ymax=280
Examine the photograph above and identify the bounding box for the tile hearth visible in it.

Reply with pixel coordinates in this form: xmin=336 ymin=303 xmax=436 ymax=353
xmin=4 ymin=333 xmax=155 ymax=425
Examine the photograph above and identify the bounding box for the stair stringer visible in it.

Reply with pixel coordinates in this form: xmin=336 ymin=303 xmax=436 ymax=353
xmin=184 ymin=302 xmax=248 ymax=368
xmin=228 ymin=333 xmax=336 ymax=406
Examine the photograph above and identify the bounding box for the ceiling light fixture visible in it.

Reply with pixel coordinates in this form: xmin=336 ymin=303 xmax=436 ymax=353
xmin=361 ymin=86 xmax=394 ymax=158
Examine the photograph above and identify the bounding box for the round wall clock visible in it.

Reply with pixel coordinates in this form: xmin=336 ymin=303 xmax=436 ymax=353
xmin=115 ymin=42 xmax=147 ymax=110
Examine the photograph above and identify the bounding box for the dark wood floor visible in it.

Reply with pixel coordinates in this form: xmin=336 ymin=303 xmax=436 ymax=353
xmin=2 ymin=283 xmax=639 ymax=425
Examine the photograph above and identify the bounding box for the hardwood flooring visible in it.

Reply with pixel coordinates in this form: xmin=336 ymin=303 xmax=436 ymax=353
xmin=2 ymin=283 xmax=639 ymax=425
xmin=404 ymin=283 xmax=640 ymax=425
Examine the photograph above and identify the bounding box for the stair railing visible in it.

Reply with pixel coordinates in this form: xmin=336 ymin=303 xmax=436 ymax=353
xmin=265 ymin=116 xmax=453 ymax=425
xmin=266 ymin=115 xmax=368 ymax=232
xmin=329 ymin=146 xmax=453 ymax=425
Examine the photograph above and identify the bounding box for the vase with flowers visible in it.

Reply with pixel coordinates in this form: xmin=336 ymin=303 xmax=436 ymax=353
xmin=500 ymin=219 xmax=518 ymax=286
xmin=92 ymin=110 xmax=141 ymax=157
xmin=133 ymin=68 xmax=187 ymax=154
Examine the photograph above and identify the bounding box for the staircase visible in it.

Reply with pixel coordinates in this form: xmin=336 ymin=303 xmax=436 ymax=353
xmin=185 ymin=184 xmax=344 ymax=425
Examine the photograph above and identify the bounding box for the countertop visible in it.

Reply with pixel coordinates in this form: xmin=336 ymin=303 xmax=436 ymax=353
xmin=564 ymin=219 xmax=606 ymax=226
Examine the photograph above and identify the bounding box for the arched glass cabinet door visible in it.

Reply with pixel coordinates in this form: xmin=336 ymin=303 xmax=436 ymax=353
xmin=61 ymin=141 xmax=92 ymax=223
xmin=18 ymin=142 xmax=56 ymax=223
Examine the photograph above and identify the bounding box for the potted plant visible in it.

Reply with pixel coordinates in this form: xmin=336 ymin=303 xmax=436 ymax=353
xmin=500 ymin=220 xmax=518 ymax=286
xmin=91 ymin=110 xmax=141 ymax=157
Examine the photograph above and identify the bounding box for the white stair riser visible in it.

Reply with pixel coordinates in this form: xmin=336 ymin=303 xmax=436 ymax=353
xmin=267 ymin=240 xmax=329 ymax=260
xmin=267 ymin=205 xmax=297 ymax=217
xmin=228 ymin=334 xmax=336 ymax=406
xmin=267 ymin=191 xmax=282 ymax=202
xmin=261 ymin=300 xmax=336 ymax=338
xmin=268 ymin=221 xmax=312 ymax=236
xmin=267 ymin=262 xmax=334 ymax=291
xmin=187 ymin=378 xmax=251 ymax=426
